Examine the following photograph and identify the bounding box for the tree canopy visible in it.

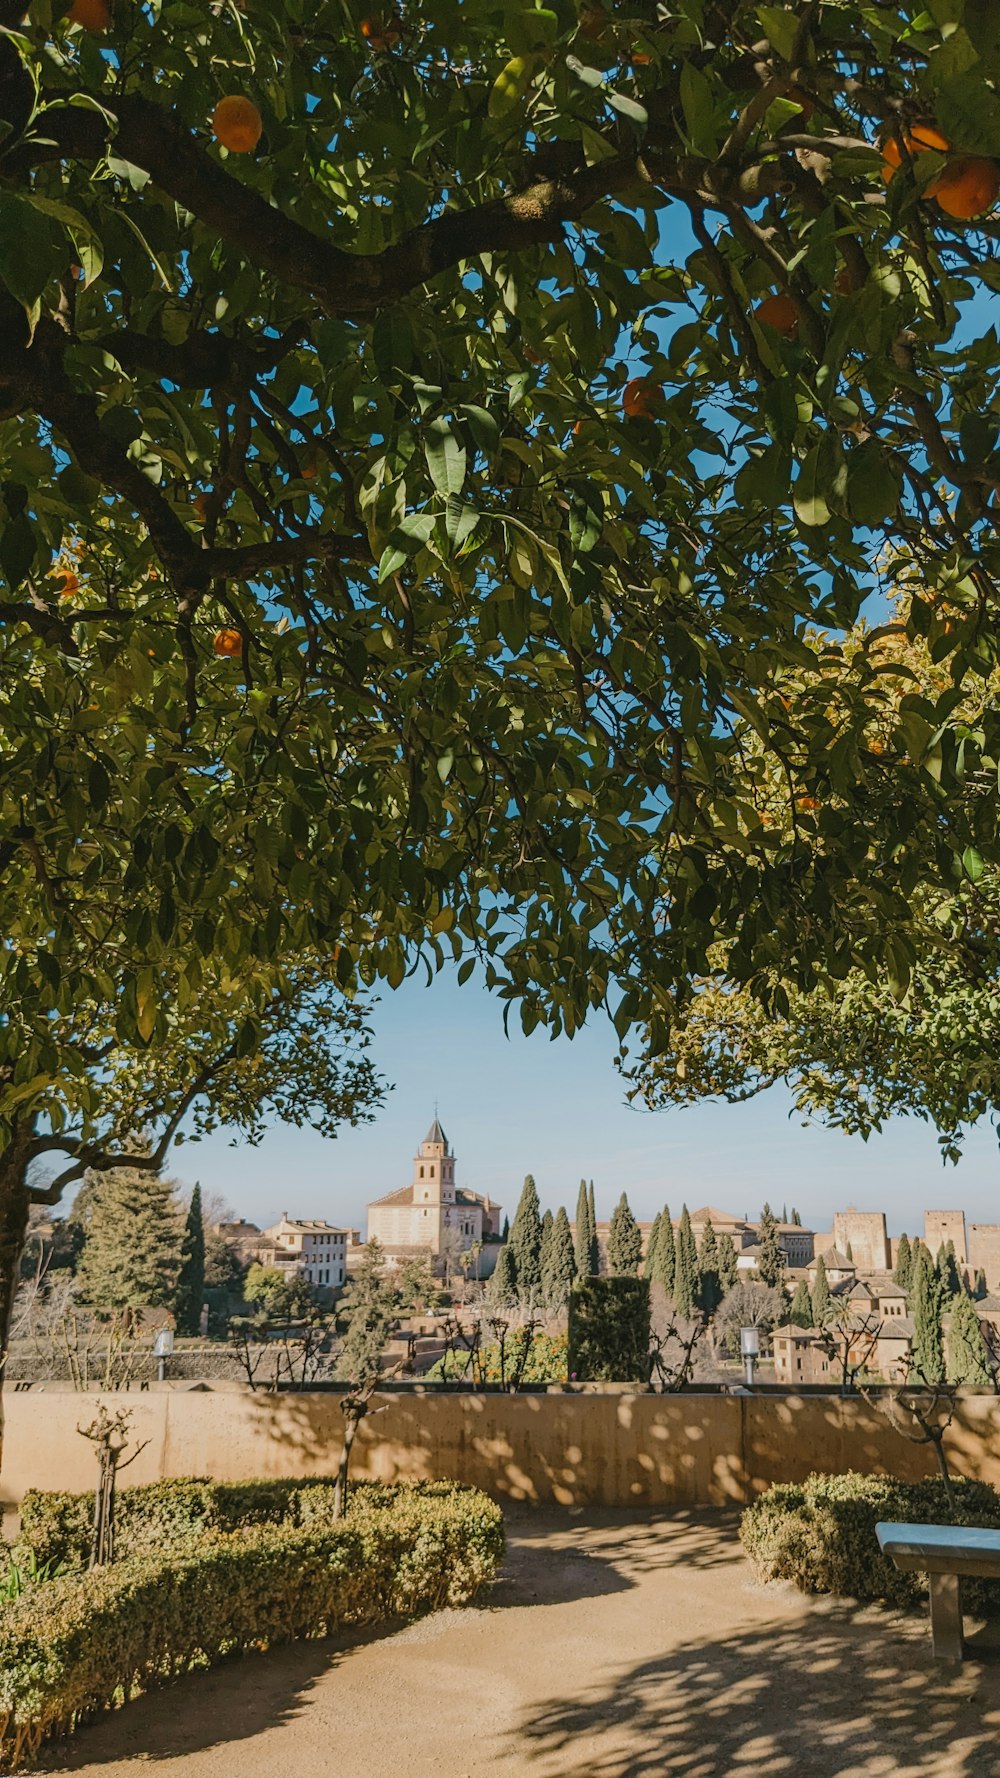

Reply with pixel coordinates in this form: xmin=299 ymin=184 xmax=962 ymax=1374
xmin=4 ymin=0 xmax=1000 ymax=1097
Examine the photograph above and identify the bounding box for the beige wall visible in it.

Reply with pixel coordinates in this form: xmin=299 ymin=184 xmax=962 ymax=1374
xmin=5 ymin=1389 xmax=1000 ymax=1511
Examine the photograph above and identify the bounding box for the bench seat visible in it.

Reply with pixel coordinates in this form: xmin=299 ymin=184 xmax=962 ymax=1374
xmin=876 ymin=1521 xmax=1000 ymax=1661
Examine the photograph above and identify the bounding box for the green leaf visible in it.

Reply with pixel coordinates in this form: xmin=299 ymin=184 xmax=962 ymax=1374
xmin=757 ymin=5 xmax=799 ymax=60
xmin=962 ymin=845 xmax=985 ymax=882
xmin=679 ymin=63 xmax=717 ymax=156
xmin=488 ymin=53 xmax=540 ymax=119
xmin=26 ymin=195 xmax=104 ymax=288
xmin=424 ymin=419 xmax=467 ymax=498
xmin=793 ymin=446 xmax=832 ymax=530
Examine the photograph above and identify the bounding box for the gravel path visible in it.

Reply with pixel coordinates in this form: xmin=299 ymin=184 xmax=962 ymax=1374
xmin=39 ymin=1508 xmax=1000 ymax=1777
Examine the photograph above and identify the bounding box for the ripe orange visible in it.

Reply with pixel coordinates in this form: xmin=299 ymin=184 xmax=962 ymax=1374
xmin=301 ymin=457 xmax=319 ymax=480
xmin=928 ymin=156 xmax=1000 ymax=219
xmin=213 ymin=628 xmax=243 ymax=658
xmin=755 ymin=293 xmax=798 ymax=339
xmin=622 ymin=376 xmax=663 ymax=419
xmin=212 ymin=95 xmax=263 ymax=154
xmin=360 ymin=14 xmax=401 ymax=51
xmin=796 ymin=795 xmax=820 ymax=812
xmin=67 ymin=0 xmax=111 ymax=29
xmin=880 ymin=122 xmax=949 ymax=183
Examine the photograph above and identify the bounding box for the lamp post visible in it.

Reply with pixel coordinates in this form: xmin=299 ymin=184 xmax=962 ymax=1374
xmin=740 ymin=1326 xmax=759 ymax=1388
xmin=153 ymin=1328 xmax=174 ymax=1383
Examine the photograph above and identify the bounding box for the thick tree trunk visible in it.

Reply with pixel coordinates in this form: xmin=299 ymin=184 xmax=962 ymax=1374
xmin=0 ymin=1121 xmax=34 ymax=1479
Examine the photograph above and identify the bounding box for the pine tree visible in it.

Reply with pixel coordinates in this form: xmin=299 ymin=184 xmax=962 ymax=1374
xmin=509 ymin=1175 xmax=542 ymax=1301
xmin=76 ymin=1163 xmax=183 ymax=1312
xmin=717 ymin=1231 xmax=739 ymax=1295
xmin=643 ymin=1211 xmax=662 ymax=1281
xmin=673 ymin=1206 xmax=699 ymax=1319
xmin=654 ymin=1206 xmax=676 ymax=1299
xmin=789 ymin=1280 xmax=813 ymax=1327
xmin=893 ymin=1232 xmax=913 ymax=1292
xmin=486 ymin=1243 xmax=518 ymax=1307
xmin=574 ymin=1181 xmax=593 ymax=1277
xmin=812 ymin=1255 xmax=832 ymax=1326
xmin=697 ymin=1221 xmax=722 ymax=1315
xmin=947 ymin=1292 xmax=992 ymax=1386
xmin=175 ymin=1182 xmax=206 ymax=1336
xmin=338 ymin=1240 xmax=395 ymax=1385
xmin=910 ymin=1245 xmax=945 ymax=1384
xmin=607 ymin=1193 xmax=643 ymax=1277
xmin=756 ymin=1203 xmax=786 ymax=1289
xmin=587 ymin=1181 xmax=599 ymax=1275
xmin=542 ymin=1207 xmax=577 ymax=1307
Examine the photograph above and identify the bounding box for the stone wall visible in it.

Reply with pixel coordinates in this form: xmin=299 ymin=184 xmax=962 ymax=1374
xmin=4 ymin=1387 xmax=1000 ymax=1510
xmin=925 ymin=1211 xmax=968 ymax=1265
xmin=969 ymin=1225 xmax=1000 ymax=1290
xmin=832 ymin=1210 xmax=889 ymax=1273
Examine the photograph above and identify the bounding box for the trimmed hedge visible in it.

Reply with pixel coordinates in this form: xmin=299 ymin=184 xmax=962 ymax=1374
xmin=17 ymin=1475 xmax=466 ymax=1572
xmin=1 ymin=1482 xmax=503 ymax=1766
xmin=741 ymin=1471 xmax=1000 ymax=1612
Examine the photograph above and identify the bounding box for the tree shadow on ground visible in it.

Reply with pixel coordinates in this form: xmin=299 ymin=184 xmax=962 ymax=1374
xmin=504 ymin=1598 xmax=1000 ymax=1778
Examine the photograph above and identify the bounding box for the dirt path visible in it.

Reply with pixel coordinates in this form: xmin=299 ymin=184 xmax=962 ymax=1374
xmin=38 ymin=1509 xmax=1000 ymax=1777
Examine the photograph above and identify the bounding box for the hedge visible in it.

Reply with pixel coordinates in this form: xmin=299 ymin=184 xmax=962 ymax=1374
xmin=1 ymin=1482 xmax=504 ymax=1766
xmin=568 ymin=1277 xmax=651 ymax=1383
xmin=741 ymin=1472 xmax=1000 ymax=1613
xmin=17 ymin=1475 xmax=467 ymax=1573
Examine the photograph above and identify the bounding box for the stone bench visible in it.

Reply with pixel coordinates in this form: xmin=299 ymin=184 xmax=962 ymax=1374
xmin=876 ymin=1521 xmax=1000 ymax=1661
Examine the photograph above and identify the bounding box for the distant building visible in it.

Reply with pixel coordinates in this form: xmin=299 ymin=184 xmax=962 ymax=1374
xmin=832 ymin=1208 xmax=889 ymax=1274
xmin=257 ymin=1214 xmax=351 ymax=1292
xmin=366 ymin=1119 xmax=503 ymax=1264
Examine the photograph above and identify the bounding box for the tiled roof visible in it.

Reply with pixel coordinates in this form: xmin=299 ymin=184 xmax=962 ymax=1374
xmin=369 ymin=1185 xmax=416 ymax=1208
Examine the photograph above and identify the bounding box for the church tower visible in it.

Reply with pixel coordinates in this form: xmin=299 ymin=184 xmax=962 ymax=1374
xmin=413 ymin=1116 xmax=455 ymax=1208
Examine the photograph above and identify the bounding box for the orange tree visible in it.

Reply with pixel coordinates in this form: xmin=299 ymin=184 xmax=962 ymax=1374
xmin=4 ymin=3 xmax=1000 ymax=1361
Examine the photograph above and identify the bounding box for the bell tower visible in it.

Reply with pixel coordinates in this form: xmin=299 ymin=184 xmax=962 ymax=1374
xmin=413 ymin=1116 xmax=455 ymax=1206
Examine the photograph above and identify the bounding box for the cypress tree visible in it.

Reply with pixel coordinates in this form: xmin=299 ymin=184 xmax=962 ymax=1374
xmin=655 ymin=1206 xmax=676 ymax=1299
xmin=812 ymin=1255 xmax=832 ymax=1326
xmin=910 ymin=1245 xmax=945 ymax=1384
xmin=938 ymin=1240 xmax=963 ymax=1304
xmin=608 ymin=1193 xmax=643 ymax=1276
xmin=539 ymin=1208 xmax=555 ymax=1287
xmin=176 ymin=1182 xmax=206 ymax=1336
xmin=789 ymin=1280 xmax=813 ymax=1327
xmin=893 ymin=1232 xmax=913 ymax=1292
xmin=486 ymin=1243 xmax=518 ymax=1307
xmin=697 ymin=1220 xmax=722 ymax=1315
xmin=791 ymin=1208 xmax=802 ymax=1227
xmin=574 ymin=1181 xmax=593 ymax=1277
xmin=509 ymin=1175 xmax=542 ymax=1301
xmin=643 ymin=1211 xmax=662 ymax=1281
xmin=947 ymin=1292 xmax=992 ymax=1386
xmin=501 ymin=1215 xmax=509 ymax=1242
xmin=756 ymin=1202 xmax=786 ymax=1289
xmin=673 ymin=1206 xmax=699 ymax=1319
xmin=782 ymin=1203 xmax=788 ymax=1225
xmin=587 ymin=1180 xmax=599 ymax=1275
xmin=542 ymin=1207 xmax=577 ymax=1307
xmin=76 ymin=1163 xmax=184 ymax=1312
xmin=717 ymin=1231 xmax=739 ymax=1295
xmin=975 ymin=1269 xmax=988 ymax=1301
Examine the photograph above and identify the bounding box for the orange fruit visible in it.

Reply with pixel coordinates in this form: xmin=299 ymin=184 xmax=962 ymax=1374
xmin=213 ymin=628 xmax=243 ymax=658
xmin=212 ymin=96 xmax=263 ymax=154
xmin=796 ymin=795 xmax=820 ymax=812
xmin=880 ymin=121 xmax=949 ymax=183
xmin=928 ymin=156 xmax=1000 ymax=219
xmin=54 ymin=569 xmax=80 ymax=599
xmin=360 ymin=14 xmax=401 ymax=51
xmin=67 ymin=0 xmax=111 ymax=29
xmin=755 ymin=293 xmax=798 ymax=338
xmin=301 ymin=457 xmax=319 ymax=479
xmin=622 ymin=376 xmax=663 ymax=419
xmin=193 ymin=492 xmax=210 ymax=521
xmin=631 ymin=49 xmax=652 ymax=65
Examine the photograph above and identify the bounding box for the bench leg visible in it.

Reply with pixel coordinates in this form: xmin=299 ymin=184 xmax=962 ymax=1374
xmin=929 ymin=1573 xmax=963 ymax=1663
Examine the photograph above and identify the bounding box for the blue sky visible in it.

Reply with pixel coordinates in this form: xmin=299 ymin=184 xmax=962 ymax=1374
xmin=168 ymin=965 xmax=999 ymax=1239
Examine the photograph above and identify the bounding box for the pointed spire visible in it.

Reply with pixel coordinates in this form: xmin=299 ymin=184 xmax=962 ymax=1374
xmin=424 ymin=1114 xmax=448 ymax=1150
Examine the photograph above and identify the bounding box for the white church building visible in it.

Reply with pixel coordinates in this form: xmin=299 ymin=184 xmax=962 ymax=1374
xmin=366 ymin=1118 xmax=503 ymax=1262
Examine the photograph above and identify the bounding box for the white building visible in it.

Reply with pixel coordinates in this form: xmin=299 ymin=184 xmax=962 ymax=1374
xmin=366 ymin=1118 xmax=502 ymax=1260
xmin=259 ymin=1214 xmax=351 ymax=1291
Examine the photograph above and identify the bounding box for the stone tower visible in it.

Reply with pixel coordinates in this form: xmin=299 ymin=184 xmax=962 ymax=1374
xmin=412 ymin=1117 xmax=455 ymax=1212
xmin=832 ymin=1208 xmax=889 ymax=1274
xmin=924 ymin=1210 xmax=968 ymax=1266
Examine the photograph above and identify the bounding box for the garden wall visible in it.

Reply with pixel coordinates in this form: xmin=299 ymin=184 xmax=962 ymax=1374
xmin=4 ymin=1387 xmax=1000 ymax=1509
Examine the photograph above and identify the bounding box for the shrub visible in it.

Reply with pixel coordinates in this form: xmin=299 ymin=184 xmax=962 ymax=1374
xmin=425 ymin=1331 xmax=569 ymax=1384
xmin=741 ymin=1471 xmax=1000 ymax=1612
xmin=17 ymin=1475 xmax=488 ymax=1573
xmin=568 ymin=1276 xmax=651 ymax=1382
xmin=0 ymin=1482 xmax=503 ymax=1767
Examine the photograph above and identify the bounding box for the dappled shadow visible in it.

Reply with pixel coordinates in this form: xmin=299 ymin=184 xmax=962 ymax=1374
xmin=505 ymin=1595 xmax=1000 ymax=1777
xmin=503 ymin=1505 xmax=745 ymax=1583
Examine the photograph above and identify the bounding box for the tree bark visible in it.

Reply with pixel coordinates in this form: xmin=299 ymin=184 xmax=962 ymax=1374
xmin=0 ymin=1120 xmax=34 ymax=1478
